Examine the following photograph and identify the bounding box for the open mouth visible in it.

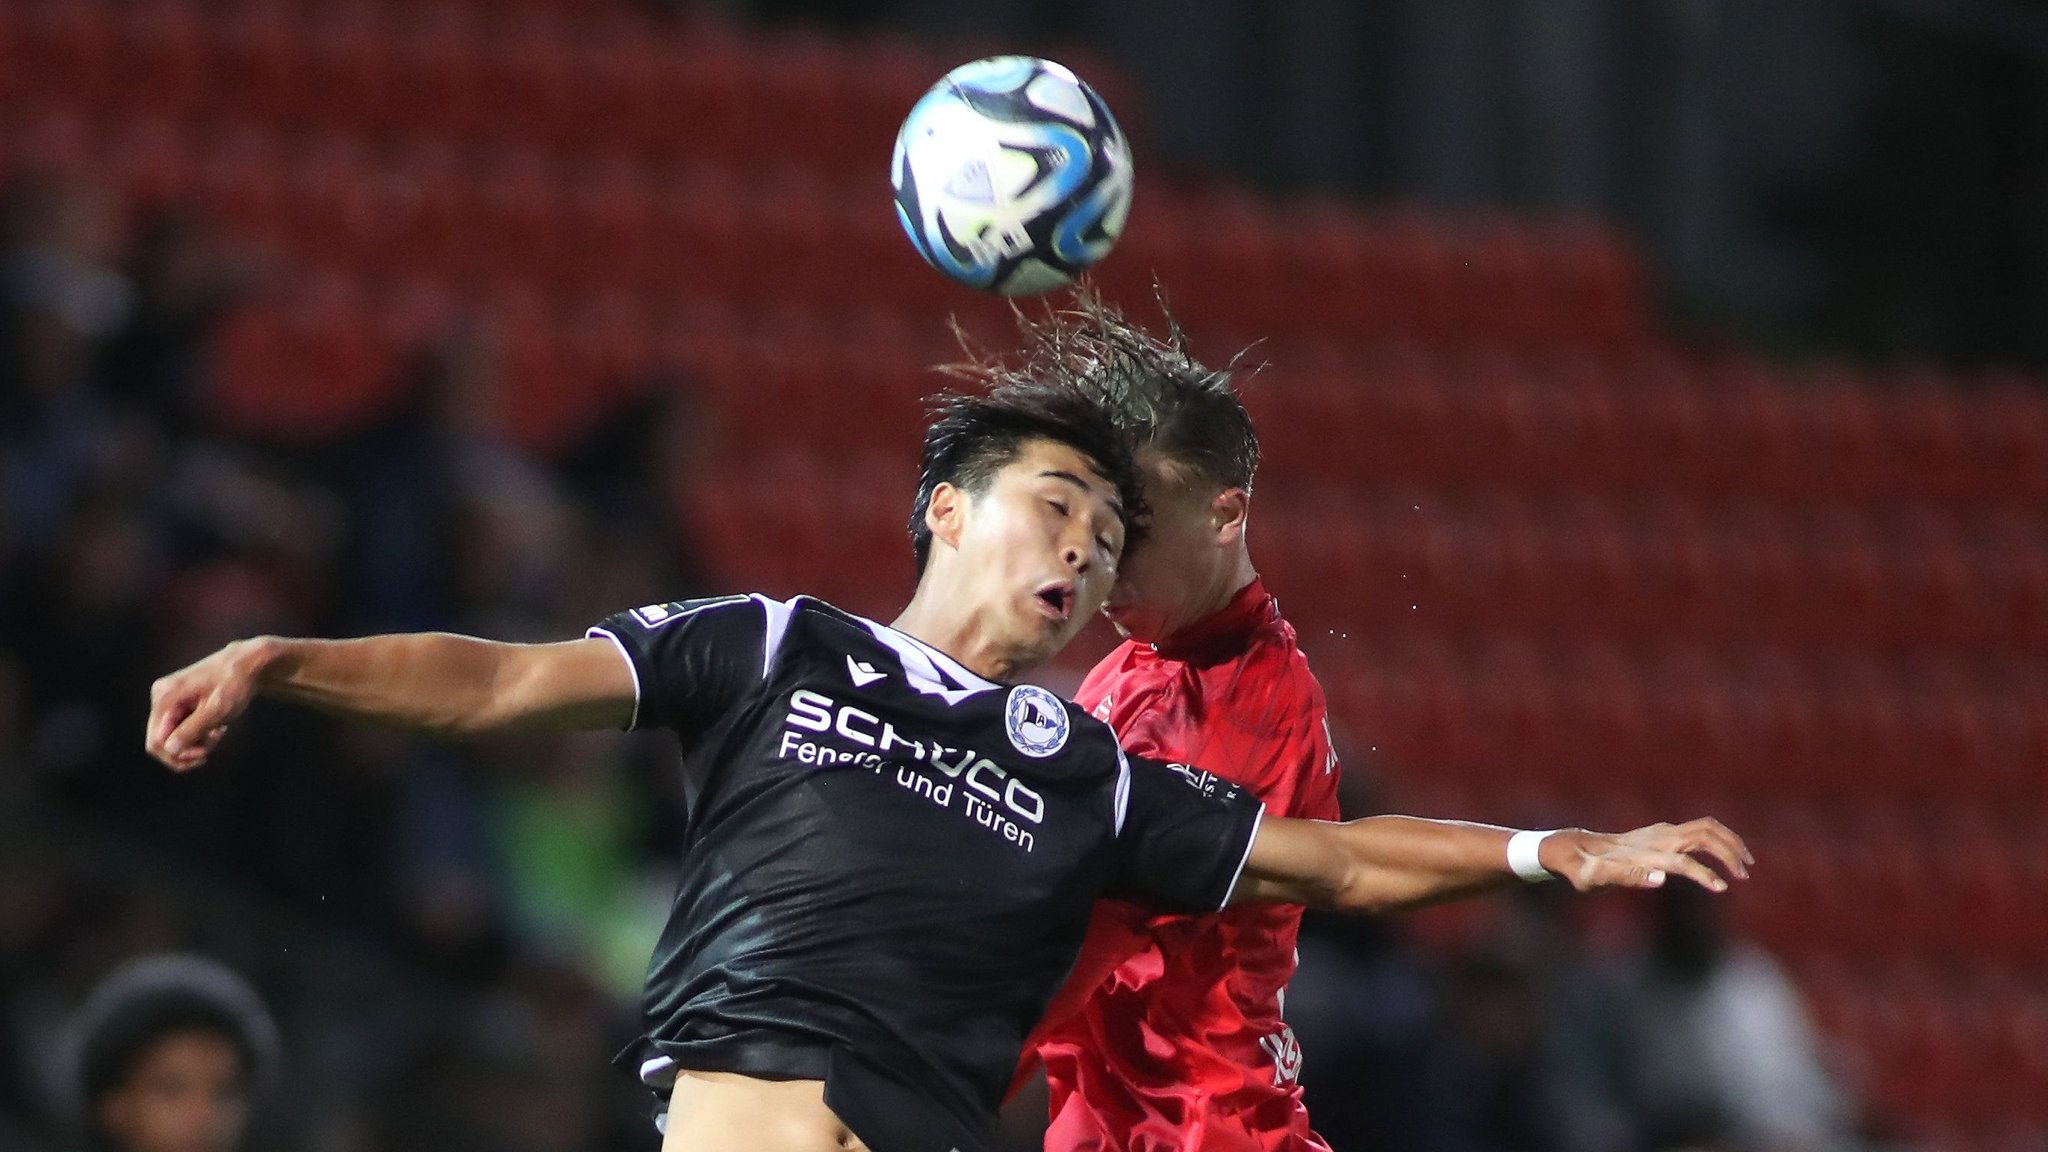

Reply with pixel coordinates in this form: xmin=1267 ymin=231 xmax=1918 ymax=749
xmin=1034 ymin=582 xmax=1073 ymax=622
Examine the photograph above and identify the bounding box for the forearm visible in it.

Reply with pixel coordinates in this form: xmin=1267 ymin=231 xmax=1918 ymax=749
xmin=251 ymin=633 xmax=566 ymax=735
xmin=1326 ymin=816 xmax=1537 ymax=912
xmin=1237 ymin=811 xmax=1746 ymax=911
xmin=1238 ymin=815 xmax=1581 ymax=912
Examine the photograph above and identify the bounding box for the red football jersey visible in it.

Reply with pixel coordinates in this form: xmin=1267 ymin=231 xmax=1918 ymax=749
xmin=1022 ymin=579 xmax=1342 ymax=1152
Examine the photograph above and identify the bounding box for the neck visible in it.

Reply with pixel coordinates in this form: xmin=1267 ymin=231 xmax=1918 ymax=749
xmin=1168 ymin=545 xmax=1259 ymax=641
xmin=891 ymin=581 xmax=1032 ymax=684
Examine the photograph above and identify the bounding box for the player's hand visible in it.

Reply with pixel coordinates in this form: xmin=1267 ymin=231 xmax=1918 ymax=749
xmin=146 ymin=638 xmax=277 ymax=772
xmin=1541 ymin=819 xmax=1753 ymax=893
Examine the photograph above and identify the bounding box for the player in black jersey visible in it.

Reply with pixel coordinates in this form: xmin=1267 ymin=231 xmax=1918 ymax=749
xmin=146 ymin=381 xmax=1750 ymax=1152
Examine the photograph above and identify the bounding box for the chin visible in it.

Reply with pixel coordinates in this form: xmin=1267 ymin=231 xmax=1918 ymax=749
xmin=1108 ymin=615 xmax=1162 ymax=643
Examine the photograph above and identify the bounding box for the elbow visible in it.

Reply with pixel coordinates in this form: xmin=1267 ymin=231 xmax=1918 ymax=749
xmin=441 ymin=687 xmax=526 ymax=737
xmin=1327 ymin=855 xmax=1400 ymax=915
xmin=1331 ymin=876 xmax=1399 ymax=916
xmin=450 ymin=644 xmax=538 ymax=736
xmin=436 ymin=711 xmax=496 ymax=738
xmin=413 ymin=687 xmax=517 ymax=738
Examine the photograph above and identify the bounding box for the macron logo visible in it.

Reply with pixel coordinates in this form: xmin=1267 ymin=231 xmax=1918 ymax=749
xmin=846 ymin=656 xmax=887 ymax=688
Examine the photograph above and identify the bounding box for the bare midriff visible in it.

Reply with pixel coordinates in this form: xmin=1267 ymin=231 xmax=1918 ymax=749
xmin=659 ymin=1070 xmax=870 ymax=1152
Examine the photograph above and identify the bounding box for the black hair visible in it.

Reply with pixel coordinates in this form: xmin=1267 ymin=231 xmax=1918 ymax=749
xmin=949 ymin=285 xmax=1259 ymax=495
xmin=908 ymin=378 xmax=1148 ymax=575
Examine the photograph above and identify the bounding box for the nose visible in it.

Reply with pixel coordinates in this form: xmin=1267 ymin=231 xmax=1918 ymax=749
xmin=1063 ymin=542 xmax=1089 ymax=573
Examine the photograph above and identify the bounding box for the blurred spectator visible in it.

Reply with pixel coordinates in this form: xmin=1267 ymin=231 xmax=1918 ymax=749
xmin=335 ymin=330 xmax=545 ymax=636
xmin=554 ymin=385 xmax=714 ymax=614
xmin=488 ymin=730 xmax=665 ymax=999
xmin=96 ymin=210 xmax=256 ymax=439
xmin=1 ymin=175 xmax=134 ymax=557
xmin=1553 ymin=883 xmax=1853 ymax=1152
xmin=56 ymin=956 xmax=279 ymax=1152
xmin=375 ymin=960 xmax=653 ymax=1152
xmin=1290 ymin=912 xmax=1455 ymax=1152
xmin=1434 ymin=952 xmax=1563 ymax=1152
xmin=1289 ymin=736 xmax=1459 ymax=1152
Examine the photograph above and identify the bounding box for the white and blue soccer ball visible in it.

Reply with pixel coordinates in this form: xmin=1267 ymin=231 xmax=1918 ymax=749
xmin=891 ymin=56 xmax=1134 ymax=297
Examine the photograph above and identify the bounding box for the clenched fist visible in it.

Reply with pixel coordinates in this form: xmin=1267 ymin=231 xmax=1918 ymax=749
xmin=146 ymin=638 xmax=279 ymax=772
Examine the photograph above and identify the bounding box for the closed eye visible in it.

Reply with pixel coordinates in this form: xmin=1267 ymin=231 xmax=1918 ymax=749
xmin=1047 ymin=499 xmax=1070 ymax=517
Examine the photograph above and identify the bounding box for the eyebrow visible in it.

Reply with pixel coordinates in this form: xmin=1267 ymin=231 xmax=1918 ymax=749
xmin=1038 ymin=470 xmax=1126 ymax=522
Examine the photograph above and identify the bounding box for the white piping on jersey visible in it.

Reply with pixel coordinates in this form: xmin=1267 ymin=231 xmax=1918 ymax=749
xmin=756 ymin=594 xmax=795 ymax=678
xmin=1112 ymin=745 xmax=1132 ymax=835
xmin=851 ymin=614 xmax=1000 ymax=705
xmin=1217 ymin=802 xmax=1268 ymax=910
xmin=587 ymin=627 xmax=642 ymax=730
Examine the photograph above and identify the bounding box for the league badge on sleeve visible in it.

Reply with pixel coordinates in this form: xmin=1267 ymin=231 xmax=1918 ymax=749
xmin=631 ymin=603 xmax=676 ymax=626
xmin=1005 ymin=685 xmax=1070 ymax=758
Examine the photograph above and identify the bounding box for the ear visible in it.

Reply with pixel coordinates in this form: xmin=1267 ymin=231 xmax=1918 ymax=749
xmin=926 ymin=481 xmax=969 ymax=556
xmin=1211 ymin=488 xmax=1250 ymax=546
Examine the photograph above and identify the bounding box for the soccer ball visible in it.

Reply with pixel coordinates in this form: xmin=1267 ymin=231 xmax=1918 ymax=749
xmin=891 ymin=56 xmax=1134 ymax=297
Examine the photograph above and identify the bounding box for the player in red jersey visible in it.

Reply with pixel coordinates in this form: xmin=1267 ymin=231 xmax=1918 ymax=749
xmin=985 ymin=297 xmax=1392 ymax=1151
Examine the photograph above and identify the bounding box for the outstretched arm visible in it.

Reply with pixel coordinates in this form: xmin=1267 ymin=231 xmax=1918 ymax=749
xmin=146 ymin=633 xmax=635 ymax=772
xmin=1229 ymin=815 xmax=1751 ymax=911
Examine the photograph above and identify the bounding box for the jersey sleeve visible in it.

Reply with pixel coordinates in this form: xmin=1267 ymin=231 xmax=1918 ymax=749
xmin=1106 ymin=752 xmax=1266 ymax=914
xmin=587 ymin=594 xmax=779 ymax=741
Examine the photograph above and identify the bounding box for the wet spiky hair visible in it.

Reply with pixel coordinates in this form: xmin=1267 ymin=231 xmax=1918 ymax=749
xmin=941 ymin=285 xmax=1260 ymax=494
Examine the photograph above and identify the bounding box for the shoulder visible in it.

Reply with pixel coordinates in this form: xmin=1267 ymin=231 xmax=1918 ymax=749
xmin=1247 ymin=615 xmax=1329 ymax=702
xmin=1180 ymin=623 xmax=1326 ymax=719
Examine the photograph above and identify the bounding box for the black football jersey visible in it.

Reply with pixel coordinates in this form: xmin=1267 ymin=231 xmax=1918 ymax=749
xmin=588 ymin=594 xmax=1265 ymax=1152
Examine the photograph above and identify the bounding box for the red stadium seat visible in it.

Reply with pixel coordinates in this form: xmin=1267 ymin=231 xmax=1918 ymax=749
xmin=561 ymin=290 xmax=656 ymax=395
xmin=389 ymin=2 xmax=486 ymax=141
xmin=294 ymin=1 xmax=396 ymax=132
xmin=1885 ymin=376 xmax=1973 ymax=499
xmin=1971 ymin=378 xmax=2048 ymax=503
xmin=651 ymin=161 xmax=753 ymax=299
xmin=369 ymin=274 xmax=456 ymax=355
xmin=111 ymin=0 xmax=208 ymax=117
xmin=1708 ymin=359 xmax=1803 ymax=495
xmin=1264 ymin=201 xmax=1372 ymax=336
xmin=1802 ymin=366 xmax=1888 ymax=499
xmin=476 ymin=7 xmax=575 ymax=147
xmin=482 ymin=288 xmax=582 ymax=454
xmin=20 ymin=0 xmax=116 ymax=111
xmin=104 ymin=113 xmax=196 ymax=209
xmin=212 ymin=269 xmax=392 ymax=436
xmin=465 ymin=144 xmax=563 ymax=283
xmin=0 ymin=5 xmax=19 ymax=107
xmin=556 ymin=151 xmax=659 ymax=289
xmin=192 ymin=122 xmax=289 ymax=253
xmin=210 ymin=0 xmax=305 ymax=124
xmin=566 ymin=17 xmax=665 ymax=157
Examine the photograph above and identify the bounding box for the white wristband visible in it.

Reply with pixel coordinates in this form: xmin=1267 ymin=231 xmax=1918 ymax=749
xmin=1507 ymin=829 xmax=1558 ymax=883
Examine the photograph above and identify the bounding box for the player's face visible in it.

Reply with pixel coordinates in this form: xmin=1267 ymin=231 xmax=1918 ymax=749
xmin=1102 ymin=451 xmax=1238 ymax=642
xmin=954 ymin=439 xmax=1126 ymax=665
xmin=98 ymin=1031 xmax=250 ymax=1152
